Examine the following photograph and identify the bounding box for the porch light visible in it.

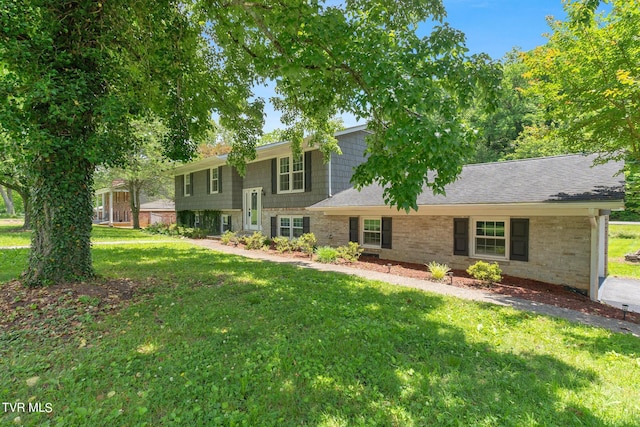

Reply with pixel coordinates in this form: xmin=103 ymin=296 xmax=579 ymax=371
xmin=622 ymin=304 xmax=629 ymax=320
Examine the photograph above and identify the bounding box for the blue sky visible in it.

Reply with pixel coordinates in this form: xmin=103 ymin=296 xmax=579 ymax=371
xmin=259 ymin=0 xmax=568 ymax=132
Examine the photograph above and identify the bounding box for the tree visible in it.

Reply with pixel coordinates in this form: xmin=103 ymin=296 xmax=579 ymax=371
xmin=0 ymin=131 xmax=31 ymax=229
xmin=466 ymin=49 xmax=544 ymax=163
xmin=96 ymin=117 xmax=177 ymax=229
xmin=523 ymin=0 xmax=640 ymax=163
xmin=1 ymin=1 xmax=213 ymax=285
xmin=0 ymin=186 xmax=15 ymax=215
xmin=2 ymin=0 xmax=499 ymax=285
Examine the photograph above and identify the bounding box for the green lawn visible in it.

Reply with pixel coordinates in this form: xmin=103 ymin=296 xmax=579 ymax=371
xmin=0 ymin=222 xmax=174 ymax=247
xmin=609 ymin=224 xmax=640 ymax=278
xmin=1 ymin=239 xmax=640 ymax=426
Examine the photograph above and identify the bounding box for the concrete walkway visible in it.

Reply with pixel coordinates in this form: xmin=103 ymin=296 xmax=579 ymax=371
xmin=600 ymin=277 xmax=640 ymax=315
xmin=187 ymin=239 xmax=640 ymax=337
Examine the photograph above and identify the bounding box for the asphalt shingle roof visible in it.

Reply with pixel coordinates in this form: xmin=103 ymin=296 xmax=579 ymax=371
xmin=311 ymin=154 xmax=625 ymax=208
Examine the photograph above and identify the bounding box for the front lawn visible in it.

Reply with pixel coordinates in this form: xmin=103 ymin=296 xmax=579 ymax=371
xmin=0 ymin=223 xmax=174 ymax=247
xmin=609 ymin=224 xmax=640 ymax=278
xmin=1 ymin=241 xmax=639 ymax=426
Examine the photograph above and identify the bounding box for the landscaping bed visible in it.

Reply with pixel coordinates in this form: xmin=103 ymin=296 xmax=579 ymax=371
xmin=229 ymin=241 xmax=640 ymax=324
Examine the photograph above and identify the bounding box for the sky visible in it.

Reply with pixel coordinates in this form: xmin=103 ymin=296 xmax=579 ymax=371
xmin=259 ymin=0 xmax=569 ymax=132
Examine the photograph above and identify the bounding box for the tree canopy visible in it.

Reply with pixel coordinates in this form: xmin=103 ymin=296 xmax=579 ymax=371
xmin=1 ymin=0 xmax=500 ymax=285
xmin=523 ymin=0 xmax=640 ymax=163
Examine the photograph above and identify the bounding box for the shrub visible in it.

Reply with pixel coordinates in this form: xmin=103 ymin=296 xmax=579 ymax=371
xmin=296 ymin=233 xmax=317 ymax=257
xmin=273 ymin=236 xmax=294 ymax=253
xmin=426 ymin=261 xmax=451 ymax=281
xmin=467 ymin=261 xmax=502 ymax=284
xmin=336 ymin=242 xmax=363 ymax=263
xmin=243 ymin=231 xmax=267 ymax=250
xmin=316 ymin=246 xmax=338 ymax=263
xmin=220 ymin=230 xmax=238 ymax=246
xmin=186 ymin=228 xmax=209 ymax=239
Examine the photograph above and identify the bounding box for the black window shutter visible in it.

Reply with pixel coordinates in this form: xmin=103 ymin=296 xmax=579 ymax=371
xmin=302 ymin=216 xmax=310 ymax=234
xmin=189 ymin=173 xmax=195 ymax=195
xmin=381 ymin=217 xmax=392 ymax=249
xmin=177 ymin=175 xmax=183 ymax=197
xmin=453 ymin=218 xmax=469 ymax=256
xmin=304 ymin=151 xmax=312 ymax=192
xmin=270 ymin=216 xmax=278 ymax=238
xmin=271 ymin=159 xmax=277 ymax=194
xmin=510 ymin=218 xmax=529 ymax=262
xmin=349 ymin=217 xmax=359 ymax=243
xmin=206 ymin=169 xmax=211 ymax=194
xmin=218 ymin=166 xmax=223 ymax=193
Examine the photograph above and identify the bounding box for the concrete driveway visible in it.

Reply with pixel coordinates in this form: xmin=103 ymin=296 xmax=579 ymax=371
xmin=599 ymin=277 xmax=640 ymax=314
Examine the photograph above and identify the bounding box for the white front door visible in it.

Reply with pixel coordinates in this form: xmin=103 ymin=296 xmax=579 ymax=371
xmin=243 ymin=188 xmax=262 ymax=231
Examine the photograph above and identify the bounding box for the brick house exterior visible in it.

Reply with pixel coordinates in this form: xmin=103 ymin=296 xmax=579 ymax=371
xmin=174 ymin=126 xmax=624 ymax=301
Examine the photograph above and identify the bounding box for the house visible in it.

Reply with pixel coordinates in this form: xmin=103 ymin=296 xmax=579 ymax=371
xmin=173 ymin=126 xmax=625 ymax=301
xmin=308 ymin=154 xmax=624 ymax=301
xmin=138 ymin=199 xmax=176 ymax=228
xmin=94 ymin=180 xmax=175 ymax=227
xmin=173 ymin=125 xmax=370 ymax=235
xmin=94 ymin=179 xmax=137 ymax=226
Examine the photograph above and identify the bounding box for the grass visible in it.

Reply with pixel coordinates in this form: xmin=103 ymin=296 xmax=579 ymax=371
xmin=1 ymin=236 xmax=640 ymax=425
xmin=609 ymin=223 xmax=640 ymax=278
xmin=0 ymin=222 xmax=174 ymax=247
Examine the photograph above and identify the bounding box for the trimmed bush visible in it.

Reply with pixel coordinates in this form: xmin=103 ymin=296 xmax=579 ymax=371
xmin=220 ymin=230 xmax=238 ymax=246
xmin=316 ymin=246 xmax=338 ymax=263
xmin=467 ymin=261 xmax=502 ymax=284
xmin=273 ymin=236 xmax=293 ymax=253
xmin=336 ymin=242 xmax=363 ymax=263
xmin=296 ymin=233 xmax=317 ymax=257
xmin=243 ymin=231 xmax=267 ymax=250
xmin=426 ymin=261 xmax=451 ymax=281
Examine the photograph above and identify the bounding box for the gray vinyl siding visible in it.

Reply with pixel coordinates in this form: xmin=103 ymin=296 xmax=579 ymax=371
xmin=331 ymin=130 xmax=368 ymax=194
xmin=245 ymin=150 xmax=329 ymax=209
xmin=175 ymin=166 xmax=242 ymax=211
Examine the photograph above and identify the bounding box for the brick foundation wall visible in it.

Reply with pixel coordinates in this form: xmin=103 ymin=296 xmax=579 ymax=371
xmin=321 ymin=214 xmax=593 ymax=291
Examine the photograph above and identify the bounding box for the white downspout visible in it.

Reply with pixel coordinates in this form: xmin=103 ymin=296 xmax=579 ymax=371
xmin=589 ymin=212 xmax=599 ymax=301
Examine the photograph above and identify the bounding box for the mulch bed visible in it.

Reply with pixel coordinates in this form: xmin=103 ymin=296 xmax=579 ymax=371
xmin=0 ymin=278 xmax=150 ymax=340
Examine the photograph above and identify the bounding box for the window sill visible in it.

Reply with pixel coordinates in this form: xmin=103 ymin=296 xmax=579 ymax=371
xmin=470 ymin=254 xmax=509 ymax=262
xmin=277 ymin=189 xmax=305 ymax=195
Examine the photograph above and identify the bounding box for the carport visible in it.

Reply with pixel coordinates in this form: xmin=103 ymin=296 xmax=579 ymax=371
xmin=599 ymin=277 xmax=640 ymax=314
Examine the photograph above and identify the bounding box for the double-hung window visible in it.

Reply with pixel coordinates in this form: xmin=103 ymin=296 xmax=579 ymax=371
xmin=362 ymin=218 xmax=382 ymax=247
xmin=210 ymin=168 xmax=219 ymax=193
xmin=278 ymin=154 xmax=304 ymax=193
xmin=473 ymin=219 xmax=507 ymax=258
xmin=184 ymin=174 xmax=192 ymax=196
xmin=280 ymin=216 xmax=304 ymax=238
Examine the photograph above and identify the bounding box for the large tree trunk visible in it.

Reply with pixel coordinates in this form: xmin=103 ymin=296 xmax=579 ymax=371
xmin=129 ymin=181 xmax=141 ymax=229
xmin=0 ymin=185 xmax=15 ymax=215
xmin=24 ymin=153 xmax=95 ymax=286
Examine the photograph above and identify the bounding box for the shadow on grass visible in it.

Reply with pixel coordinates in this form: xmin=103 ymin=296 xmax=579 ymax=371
xmin=4 ymin=245 xmax=636 ymax=425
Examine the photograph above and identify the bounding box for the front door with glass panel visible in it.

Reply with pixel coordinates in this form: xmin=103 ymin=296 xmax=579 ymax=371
xmin=243 ymin=188 xmax=261 ymax=231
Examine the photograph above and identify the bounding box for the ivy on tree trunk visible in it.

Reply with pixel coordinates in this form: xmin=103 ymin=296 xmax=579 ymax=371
xmin=25 ymin=152 xmax=95 ymax=285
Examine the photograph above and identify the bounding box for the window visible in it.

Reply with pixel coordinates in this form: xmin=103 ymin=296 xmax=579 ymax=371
xmin=362 ymin=218 xmax=381 ymax=247
xmin=184 ymin=174 xmax=192 ymax=196
xmin=279 ymin=216 xmax=304 ymax=238
xmin=278 ymin=154 xmax=304 ymax=193
xmin=221 ymin=214 xmax=231 ymax=233
xmin=473 ymin=219 xmax=507 ymax=259
xmin=210 ymin=168 xmax=219 ymax=194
